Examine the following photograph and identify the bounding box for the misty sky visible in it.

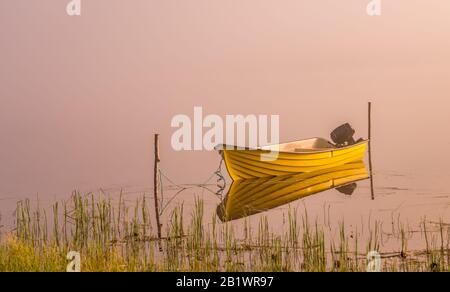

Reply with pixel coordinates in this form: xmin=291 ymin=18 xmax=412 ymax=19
xmin=1 ymin=1 xmax=450 ymax=197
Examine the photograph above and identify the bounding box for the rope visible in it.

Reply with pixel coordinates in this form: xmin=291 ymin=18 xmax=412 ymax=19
xmin=214 ymin=154 xmax=226 ymax=197
xmin=157 ymin=154 xmax=227 ymax=214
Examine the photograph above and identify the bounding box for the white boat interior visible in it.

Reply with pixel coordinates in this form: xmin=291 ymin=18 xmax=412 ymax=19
xmin=260 ymin=138 xmax=336 ymax=153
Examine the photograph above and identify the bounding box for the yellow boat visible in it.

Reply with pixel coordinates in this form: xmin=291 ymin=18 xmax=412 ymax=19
xmin=217 ymin=138 xmax=368 ymax=181
xmin=217 ymin=161 xmax=369 ymax=222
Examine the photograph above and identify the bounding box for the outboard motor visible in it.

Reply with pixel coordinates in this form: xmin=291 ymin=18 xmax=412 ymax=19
xmin=330 ymin=123 xmax=363 ymax=148
xmin=336 ymin=183 xmax=357 ymax=196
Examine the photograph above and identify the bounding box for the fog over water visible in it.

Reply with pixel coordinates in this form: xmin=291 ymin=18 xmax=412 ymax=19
xmin=1 ymin=1 xmax=450 ymax=228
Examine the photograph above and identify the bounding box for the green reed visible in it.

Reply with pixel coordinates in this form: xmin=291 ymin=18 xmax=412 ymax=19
xmin=1 ymin=193 xmax=449 ymax=272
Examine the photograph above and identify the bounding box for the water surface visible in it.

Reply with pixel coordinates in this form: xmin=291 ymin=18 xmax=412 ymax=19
xmin=1 ymin=1 xmax=450 ymax=246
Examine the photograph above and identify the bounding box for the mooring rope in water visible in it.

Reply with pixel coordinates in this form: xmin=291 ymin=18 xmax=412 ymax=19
xmin=213 ymin=154 xmax=226 ymax=196
xmin=157 ymin=155 xmax=227 ymax=215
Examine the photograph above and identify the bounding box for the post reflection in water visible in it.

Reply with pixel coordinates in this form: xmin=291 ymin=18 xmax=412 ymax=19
xmin=217 ymin=161 xmax=369 ymax=222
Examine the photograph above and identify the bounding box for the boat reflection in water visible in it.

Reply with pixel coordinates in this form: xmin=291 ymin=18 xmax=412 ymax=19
xmin=217 ymin=161 xmax=369 ymax=222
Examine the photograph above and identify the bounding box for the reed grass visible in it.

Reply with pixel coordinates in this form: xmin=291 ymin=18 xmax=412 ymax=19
xmin=0 ymin=192 xmax=449 ymax=272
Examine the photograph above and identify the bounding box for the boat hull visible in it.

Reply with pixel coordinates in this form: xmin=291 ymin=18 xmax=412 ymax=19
xmin=217 ymin=161 xmax=369 ymax=222
xmin=220 ymin=140 xmax=368 ymax=181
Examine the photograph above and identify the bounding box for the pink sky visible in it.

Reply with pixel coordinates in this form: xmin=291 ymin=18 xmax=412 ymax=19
xmin=1 ymin=1 xmax=450 ymax=196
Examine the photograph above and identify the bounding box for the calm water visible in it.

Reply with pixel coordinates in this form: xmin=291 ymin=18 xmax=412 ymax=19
xmin=1 ymin=1 xmax=450 ymax=250
xmin=1 ymin=157 xmax=449 ymax=254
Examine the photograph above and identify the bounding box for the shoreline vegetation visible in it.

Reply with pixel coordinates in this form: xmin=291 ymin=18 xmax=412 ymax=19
xmin=0 ymin=193 xmax=449 ymax=272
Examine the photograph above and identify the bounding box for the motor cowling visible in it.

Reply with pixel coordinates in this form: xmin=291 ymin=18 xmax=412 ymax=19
xmin=336 ymin=183 xmax=357 ymax=196
xmin=330 ymin=123 xmax=362 ymax=147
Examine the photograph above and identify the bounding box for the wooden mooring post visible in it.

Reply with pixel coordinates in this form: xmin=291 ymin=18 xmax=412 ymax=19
xmin=368 ymin=102 xmax=375 ymax=200
xmin=154 ymin=134 xmax=162 ymax=240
